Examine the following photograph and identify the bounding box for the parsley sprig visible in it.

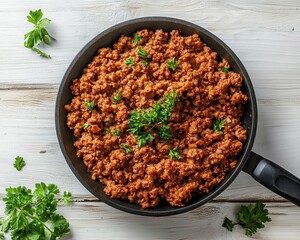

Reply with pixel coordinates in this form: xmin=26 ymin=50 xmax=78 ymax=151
xmin=119 ymin=144 xmax=134 ymax=154
xmin=133 ymin=35 xmax=142 ymax=45
xmin=0 ymin=183 xmax=71 ymax=239
xmin=125 ymin=57 xmax=134 ymax=67
xmin=222 ymin=202 xmax=272 ymax=236
xmin=137 ymin=46 xmax=150 ymax=58
xmin=128 ymin=91 xmax=178 ymax=147
xmin=13 ymin=156 xmax=26 ymax=171
xmin=213 ymin=119 xmax=226 ymax=134
xmin=83 ymin=123 xmax=90 ymax=130
xmin=221 ymin=67 xmax=229 ymax=72
xmin=24 ymin=9 xmax=55 ymax=58
xmin=84 ymin=100 xmax=95 ymax=112
xmin=142 ymin=61 xmax=148 ymax=67
xmin=166 ymin=58 xmax=179 ymax=71
xmin=169 ymin=147 xmax=182 ymax=160
xmin=112 ymin=90 xmax=122 ymax=103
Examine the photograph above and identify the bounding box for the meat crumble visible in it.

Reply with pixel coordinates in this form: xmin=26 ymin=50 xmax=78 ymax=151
xmin=65 ymin=29 xmax=248 ymax=208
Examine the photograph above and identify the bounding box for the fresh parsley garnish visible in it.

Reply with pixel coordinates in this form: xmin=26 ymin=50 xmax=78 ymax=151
xmin=107 ymin=119 xmax=114 ymax=124
xmin=24 ymin=9 xmax=55 ymax=58
xmin=213 ymin=119 xmax=226 ymax=134
xmin=0 ymin=233 xmax=3 ymax=240
xmin=0 ymin=183 xmax=71 ymax=239
xmin=13 ymin=156 xmax=26 ymax=171
xmin=222 ymin=202 xmax=271 ymax=236
xmin=83 ymin=123 xmax=90 ymax=130
xmin=166 ymin=58 xmax=179 ymax=71
xmin=113 ymin=129 xmax=120 ymax=136
xmin=158 ymin=124 xmax=172 ymax=142
xmin=125 ymin=57 xmax=134 ymax=67
xmin=133 ymin=35 xmax=142 ymax=45
xmin=62 ymin=191 xmax=73 ymax=206
xmin=221 ymin=67 xmax=229 ymax=72
xmin=84 ymin=100 xmax=95 ymax=112
xmin=112 ymin=90 xmax=122 ymax=103
xmin=120 ymin=144 xmax=134 ymax=154
xmin=137 ymin=46 xmax=150 ymax=58
xmin=142 ymin=60 xmax=148 ymax=67
xmin=128 ymin=90 xmax=178 ymax=147
xmin=169 ymin=147 xmax=182 ymax=160
xmin=105 ymin=128 xmax=112 ymax=134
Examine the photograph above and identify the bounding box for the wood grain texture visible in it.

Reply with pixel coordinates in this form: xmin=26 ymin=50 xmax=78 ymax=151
xmin=0 ymin=0 xmax=300 ymax=239
xmin=0 ymin=201 xmax=299 ymax=240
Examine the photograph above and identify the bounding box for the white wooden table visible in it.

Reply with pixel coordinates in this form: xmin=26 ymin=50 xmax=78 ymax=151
xmin=1 ymin=0 xmax=300 ymax=239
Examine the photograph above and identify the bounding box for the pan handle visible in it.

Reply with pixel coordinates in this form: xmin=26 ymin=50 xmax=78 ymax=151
xmin=242 ymin=151 xmax=300 ymax=207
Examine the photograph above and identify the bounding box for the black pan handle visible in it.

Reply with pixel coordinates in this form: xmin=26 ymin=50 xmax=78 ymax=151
xmin=243 ymin=152 xmax=300 ymax=207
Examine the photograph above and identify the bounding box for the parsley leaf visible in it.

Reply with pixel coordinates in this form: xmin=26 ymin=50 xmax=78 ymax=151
xmin=112 ymin=90 xmax=122 ymax=103
xmin=105 ymin=128 xmax=112 ymax=134
xmin=125 ymin=57 xmax=134 ymax=67
xmin=222 ymin=217 xmax=235 ymax=232
xmin=222 ymin=202 xmax=272 ymax=237
xmin=158 ymin=124 xmax=172 ymax=142
xmin=62 ymin=191 xmax=73 ymax=206
xmin=142 ymin=60 xmax=148 ymax=67
xmin=24 ymin=9 xmax=55 ymax=58
xmin=119 ymin=144 xmax=134 ymax=154
xmin=221 ymin=67 xmax=229 ymax=72
xmin=84 ymin=100 xmax=95 ymax=112
xmin=128 ymin=91 xmax=179 ymax=147
xmin=166 ymin=58 xmax=179 ymax=71
xmin=133 ymin=35 xmax=142 ymax=45
xmin=113 ymin=129 xmax=121 ymax=136
xmin=169 ymin=147 xmax=182 ymax=160
xmin=137 ymin=46 xmax=150 ymax=58
xmin=83 ymin=123 xmax=90 ymax=130
xmin=0 ymin=183 xmax=71 ymax=239
xmin=213 ymin=119 xmax=226 ymax=134
xmin=13 ymin=156 xmax=26 ymax=171
xmin=0 ymin=233 xmax=3 ymax=240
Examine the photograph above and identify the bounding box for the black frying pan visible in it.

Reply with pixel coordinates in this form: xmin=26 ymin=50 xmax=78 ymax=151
xmin=55 ymin=17 xmax=300 ymax=216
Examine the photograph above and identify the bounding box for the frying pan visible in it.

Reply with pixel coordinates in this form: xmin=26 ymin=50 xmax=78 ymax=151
xmin=55 ymin=17 xmax=300 ymax=216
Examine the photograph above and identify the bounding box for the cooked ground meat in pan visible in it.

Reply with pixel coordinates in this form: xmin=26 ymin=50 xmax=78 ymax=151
xmin=65 ymin=29 xmax=248 ymax=208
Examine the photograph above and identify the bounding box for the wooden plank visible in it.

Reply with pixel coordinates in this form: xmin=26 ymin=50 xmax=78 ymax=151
xmin=0 ymin=0 xmax=299 ymax=87
xmin=0 ymin=88 xmax=299 ymax=201
xmin=0 ymin=201 xmax=299 ymax=240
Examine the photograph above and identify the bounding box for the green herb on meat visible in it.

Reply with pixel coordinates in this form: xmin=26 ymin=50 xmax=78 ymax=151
xmin=137 ymin=46 xmax=150 ymax=58
xmin=120 ymin=144 xmax=134 ymax=154
xmin=105 ymin=128 xmax=112 ymax=134
xmin=13 ymin=156 xmax=26 ymax=171
xmin=112 ymin=90 xmax=122 ymax=103
xmin=84 ymin=100 xmax=95 ymax=112
xmin=0 ymin=183 xmax=71 ymax=239
xmin=166 ymin=58 xmax=179 ymax=71
xmin=222 ymin=202 xmax=271 ymax=237
xmin=221 ymin=67 xmax=229 ymax=72
xmin=128 ymin=90 xmax=178 ymax=147
xmin=125 ymin=57 xmax=135 ymax=67
xmin=83 ymin=123 xmax=90 ymax=130
xmin=158 ymin=124 xmax=172 ymax=142
xmin=113 ymin=129 xmax=121 ymax=136
xmin=213 ymin=119 xmax=226 ymax=134
xmin=133 ymin=35 xmax=142 ymax=45
xmin=169 ymin=147 xmax=182 ymax=160
xmin=107 ymin=119 xmax=114 ymax=124
xmin=24 ymin=9 xmax=55 ymax=58
xmin=142 ymin=60 xmax=148 ymax=67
